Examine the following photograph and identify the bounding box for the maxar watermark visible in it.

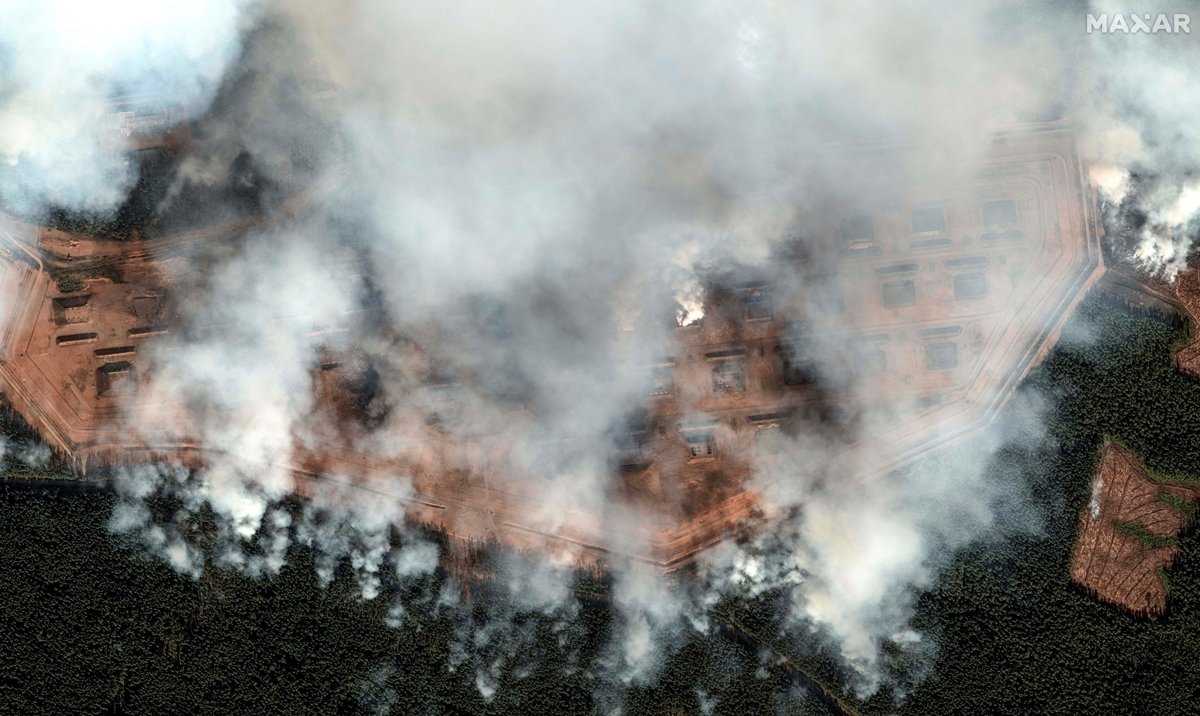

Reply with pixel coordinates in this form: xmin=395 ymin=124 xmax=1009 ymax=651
xmin=1087 ymin=13 xmax=1190 ymax=33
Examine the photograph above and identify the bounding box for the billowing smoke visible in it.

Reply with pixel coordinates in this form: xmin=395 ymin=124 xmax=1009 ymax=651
xmin=0 ymin=0 xmax=1188 ymax=705
xmin=703 ymin=389 xmax=1048 ymax=694
xmin=0 ymin=0 xmax=255 ymax=214
xmin=1079 ymin=0 xmax=1200 ymax=274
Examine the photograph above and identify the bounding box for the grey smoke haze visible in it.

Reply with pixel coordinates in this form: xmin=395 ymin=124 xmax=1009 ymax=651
xmin=0 ymin=0 xmax=1193 ymax=704
xmin=0 ymin=0 xmax=255 ymax=214
xmin=1080 ymin=0 xmax=1200 ymax=274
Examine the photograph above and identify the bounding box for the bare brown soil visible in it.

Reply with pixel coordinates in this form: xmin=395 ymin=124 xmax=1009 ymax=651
xmin=1070 ymin=442 xmax=1196 ymax=617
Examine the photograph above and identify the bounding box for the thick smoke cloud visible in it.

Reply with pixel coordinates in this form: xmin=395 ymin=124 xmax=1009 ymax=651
xmin=1080 ymin=0 xmax=1200 ymax=273
xmin=0 ymin=0 xmax=255 ymax=214
xmin=704 ymin=390 xmax=1048 ymax=693
xmin=150 ymin=0 xmax=1056 ymax=692
xmin=1 ymin=0 xmax=1191 ymax=704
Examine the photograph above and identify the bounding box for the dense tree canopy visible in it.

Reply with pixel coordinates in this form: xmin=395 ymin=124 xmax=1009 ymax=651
xmin=2 ymin=294 xmax=1200 ymax=714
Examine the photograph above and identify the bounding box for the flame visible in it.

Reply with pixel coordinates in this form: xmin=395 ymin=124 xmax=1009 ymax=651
xmin=674 ymin=279 xmax=705 ymax=327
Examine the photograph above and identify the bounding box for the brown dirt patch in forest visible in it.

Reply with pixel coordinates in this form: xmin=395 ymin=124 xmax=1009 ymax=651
xmin=1070 ymin=442 xmax=1197 ymax=617
xmin=1173 ymin=270 xmax=1200 ymax=379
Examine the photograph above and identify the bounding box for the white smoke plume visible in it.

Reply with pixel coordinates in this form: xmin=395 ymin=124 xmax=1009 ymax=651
xmin=0 ymin=0 xmax=256 ymax=214
xmin=1079 ymin=0 xmax=1200 ymax=275
xmin=0 ymin=0 xmax=1186 ymax=706
xmin=238 ymin=10 xmax=1056 ymax=691
xmin=702 ymin=390 xmax=1048 ymax=693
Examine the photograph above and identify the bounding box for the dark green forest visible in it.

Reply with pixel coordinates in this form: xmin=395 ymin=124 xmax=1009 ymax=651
xmin=0 ymin=486 xmax=825 ymax=715
xmin=888 ymin=296 xmax=1200 ymax=716
xmin=3 ymin=293 xmax=1200 ymax=715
